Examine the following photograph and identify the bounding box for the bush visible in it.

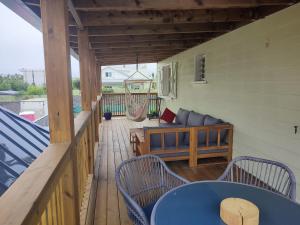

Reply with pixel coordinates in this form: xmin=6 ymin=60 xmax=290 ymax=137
xmin=72 ymin=78 xmax=80 ymax=90
xmin=26 ymin=85 xmax=46 ymax=95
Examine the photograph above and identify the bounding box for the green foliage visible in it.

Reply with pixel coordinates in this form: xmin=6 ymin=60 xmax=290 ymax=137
xmin=0 ymin=74 xmax=28 ymax=91
xmin=72 ymin=78 xmax=80 ymax=90
xmin=0 ymin=82 xmax=11 ymax=91
xmin=25 ymin=85 xmax=46 ymax=95
xmin=102 ymin=86 xmax=114 ymax=93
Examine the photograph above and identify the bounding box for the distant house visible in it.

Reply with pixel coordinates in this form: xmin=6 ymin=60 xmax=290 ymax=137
xmin=20 ymin=69 xmax=46 ymax=86
xmin=101 ymin=66 xmax=130 ymax=87
xmin=0 ymin=106 xmax=50 ymax=195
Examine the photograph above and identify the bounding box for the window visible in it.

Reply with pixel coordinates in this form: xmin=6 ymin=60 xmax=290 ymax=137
xmin=194 ymin=54 xmax=206 ymax=83
xmin=105 ymin=72 xmax=112 ymax=77
xmin=158 ymin=62 xmax=177 ymax=99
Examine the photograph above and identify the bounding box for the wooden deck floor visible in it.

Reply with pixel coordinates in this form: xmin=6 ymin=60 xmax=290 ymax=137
xmin=93 ymin=117 xmax=227 ymax=225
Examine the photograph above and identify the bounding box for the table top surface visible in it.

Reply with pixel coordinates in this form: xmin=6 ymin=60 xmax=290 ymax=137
xmin=151 ymin=181 xmax=300 ymax=225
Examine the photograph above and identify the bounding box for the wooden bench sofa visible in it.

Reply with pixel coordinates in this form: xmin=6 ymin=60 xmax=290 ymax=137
xmin=133 ymin=108 xmax=234 ymax=167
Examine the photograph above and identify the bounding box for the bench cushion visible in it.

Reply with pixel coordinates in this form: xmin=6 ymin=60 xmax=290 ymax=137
xmin=144 ymin=126 xmax=187 ymax=150
xmin=175 ymin=108 xmax=190 ymax=126
xmin=159 ymin=123 xmax=182 ymax=128
xmin=184 ymin=111 xmax=206 ymax=145
xmin=204 ymin=115 xmax=224 ymax=144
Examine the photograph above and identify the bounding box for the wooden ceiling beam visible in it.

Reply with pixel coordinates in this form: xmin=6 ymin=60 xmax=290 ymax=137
xmin=90 ymin=40 xmax=203 ymax=49
xmin=94 ymin=46 xmax=188 ymax=54
xmin=97 ymin=56 xmax=167 ymax=65
xmin=81 ymin=22 xmax=236 ymax=37
xmin=67 ymin=0 xmax=83 ymax=29
xmin=95 ymin=47 xmax=186 ymax=55
xmin=80 ymin=8 xmax=259 ymax=26
xmin=98 ymin=59 xmax=160 ymax=66
xmin=69 ymin=33 xmax=220 ymax=44
xmin=73 ymin=0 xmax=297 ymax=11
xmin=96 ymin=51 xmax=179 ymax=58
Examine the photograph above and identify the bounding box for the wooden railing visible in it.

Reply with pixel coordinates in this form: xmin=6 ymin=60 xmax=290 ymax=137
xmin=102 ymin=93 xmax=158 ymax=116
xmin=0 ymin=98 xmax=101 ymax=225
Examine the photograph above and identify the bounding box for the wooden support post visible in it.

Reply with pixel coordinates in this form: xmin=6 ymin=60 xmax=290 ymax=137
xmin=98 ymin=64 xmax=103 ymax=123
xmin=41 ymin=1 xmax=79 ymax=224
xmin=41 ymin=0 xmax=74 ymax=143
xmin=89 ymin=51 xmax=97 ymax=102
xmin=78 ymin=29 xmax=92 ymax=111
xmin=227 ymin=126 xmax=234 ymax=162
xmin=189 ymin=127 xmax=198 ymax=167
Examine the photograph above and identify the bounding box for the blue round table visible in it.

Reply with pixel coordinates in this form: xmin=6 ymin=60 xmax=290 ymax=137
xmin=151 ymin=181 xmax=300 ymax=225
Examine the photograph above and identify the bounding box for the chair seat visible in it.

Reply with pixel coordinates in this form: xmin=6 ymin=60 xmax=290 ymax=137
xmin=142 ymin=202 xmax=156 ymax=221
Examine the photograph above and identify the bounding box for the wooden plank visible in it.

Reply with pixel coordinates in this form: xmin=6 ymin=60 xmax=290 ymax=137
xmin=96 ymin=55 xmax=176 ymax=63
xmin=77 ymin=33 xmax=219 ymax=44
xmin=87 ymin=22 xmax=235 ymax=36
xmin=106 ymin=120 xmax=121 ymax=225
xmin=62 ymin=160 xmax=80 ymax=225
xmin=94 ymin=46 xmax=188 ymax=54
xmin=97 ymin=58 xmax=167 ymax=66
xmin=68 ymin=0 xmax=83 ymax=28
xmin=78 ymin=30 xmax=92 ymax=111
xmin=94 ymin=123 xmax=108 ymax=225
xmin=81 ymin=8 xmax=259 ymax=26
xmin=41 ymin=0 xmax=74 ymax=143
xmin=91 ymin=39 xmax=202 ymax=49
xmin=74 ymin=0 xmax=296 ymax=11
xmin=112 ymin=120 xmax=132 ymax=225
xmin=96 ymin=51 xmax=183 ymax=59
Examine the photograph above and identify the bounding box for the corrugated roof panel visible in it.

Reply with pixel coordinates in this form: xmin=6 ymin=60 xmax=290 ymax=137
xmin=0 ymin=106 xmax=50 ymax=196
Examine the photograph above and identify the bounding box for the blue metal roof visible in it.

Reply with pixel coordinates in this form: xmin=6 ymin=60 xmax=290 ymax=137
xmin=0 ymin=106 xmax=50 ymax=195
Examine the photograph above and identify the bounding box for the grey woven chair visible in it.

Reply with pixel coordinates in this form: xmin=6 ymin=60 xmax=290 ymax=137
xmin=219 ymin=156 xmax=296 ymax=201
xmin=115 ymin=155 xmax=189 ymax=225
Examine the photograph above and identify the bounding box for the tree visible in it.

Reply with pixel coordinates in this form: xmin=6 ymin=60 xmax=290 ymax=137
xmin=72 ymin=78 xmax=80 ymax=90
xmin=0 ymin=74 xmax=28 ymax=91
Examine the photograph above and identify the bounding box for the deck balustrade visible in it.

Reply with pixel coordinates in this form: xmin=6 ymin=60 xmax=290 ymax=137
xmin=0 ymin=99 xmax=101 ymax=225
xmin=102 ymin=93 xmax=159 ymax=117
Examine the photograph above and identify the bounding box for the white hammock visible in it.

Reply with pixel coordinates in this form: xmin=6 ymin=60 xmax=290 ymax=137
xmin=124 ymin=55 xmax=153 ymax=122
xmin=124 ymin=79 xmax=152 ymax=122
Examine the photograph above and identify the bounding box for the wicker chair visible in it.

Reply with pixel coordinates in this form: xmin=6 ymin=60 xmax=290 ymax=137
xmin=219 ymin=156 xmax=296 ymax=201
xmin=115 ymin=155 xmax=189 ymax=225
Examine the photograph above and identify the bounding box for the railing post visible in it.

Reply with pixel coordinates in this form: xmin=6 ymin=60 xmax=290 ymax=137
xmin=40 ymin=0 xmax=79 ymax=224
xmin=189 ymin=127 xmax=198 ymax=167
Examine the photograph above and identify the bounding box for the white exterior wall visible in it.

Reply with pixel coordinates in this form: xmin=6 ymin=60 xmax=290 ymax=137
xmin=158 ymin=4 xmax=300 ymax=199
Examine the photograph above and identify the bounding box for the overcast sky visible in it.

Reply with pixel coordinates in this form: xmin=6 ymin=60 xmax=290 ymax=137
xmin=0 ymin=2 xmax=80 ymax=76
xmin=0 ymin=2 xmax=157 ymax=77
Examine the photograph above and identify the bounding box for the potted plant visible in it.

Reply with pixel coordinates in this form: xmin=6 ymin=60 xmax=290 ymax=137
xmin=104 ymin=107 xmax=112 ymax=120
xmin=147 ymin=110 xmax=159 ymax=120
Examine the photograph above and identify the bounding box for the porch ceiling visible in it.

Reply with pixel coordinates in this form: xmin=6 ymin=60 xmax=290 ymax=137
xmin=22 ymin=0 xmax=299 ymax=65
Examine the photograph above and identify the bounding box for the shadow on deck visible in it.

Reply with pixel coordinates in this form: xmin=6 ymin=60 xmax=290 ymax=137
xmin=93 ymin=117 xmax=227 ymax=225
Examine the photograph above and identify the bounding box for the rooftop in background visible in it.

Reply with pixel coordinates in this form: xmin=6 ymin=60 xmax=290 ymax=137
xmin=0 ymin=90 xmax=19 ymax=96
xmin=0 ymin=106 xmax=50 ymax=195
